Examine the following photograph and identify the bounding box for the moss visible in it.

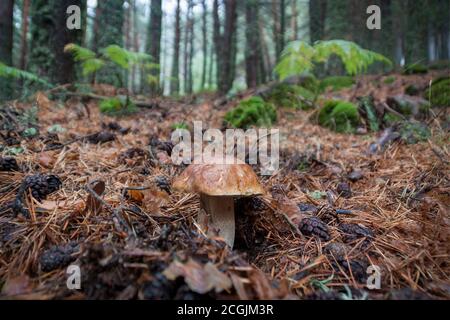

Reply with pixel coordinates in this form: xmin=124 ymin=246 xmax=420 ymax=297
xmin=224 ymin=96 xmax=277 ymax=129
xmin=266 ymin=83 xmax=315 ymax=110
xmin=318 ymin=100 xmax=360 ymax=133
xmin=319 ymin=76 xmax=355 ymax=92
xmin=405 ymin=84 xmax=419 ymax=96
xmin=171 ymin=123 xmax=189 ymax=130
xmin=383 ymin=113 xmax=402 ymax=125
xmin=428 ymin=60 xmax=450 ymax=70
xmin=402 ymin=63 xmax=428 ymax=75
xmin=383 ymin=76 xmax=396 ymax=84
xmin=399 ymin=121 xmax=431 ymax=144
xmin=99 ymin=96 xmax=137 ymax=116
xmin=425 ymin=77 xmax=450 ymax=107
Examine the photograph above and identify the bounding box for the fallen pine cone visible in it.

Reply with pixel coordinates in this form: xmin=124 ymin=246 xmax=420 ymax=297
xmin=339 ymin=223 xmax=374 ymax=248
xmin=0 ymin=156 xmax=20 ymax=172
xmin=299 ymin=216 xmax=331 ymax=241
xmin=86 ymin=131 xmax=116 ymax=144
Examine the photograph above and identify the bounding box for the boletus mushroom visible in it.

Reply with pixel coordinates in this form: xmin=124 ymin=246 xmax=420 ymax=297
xmin=172 ymin=157 xmax=264 ymax=248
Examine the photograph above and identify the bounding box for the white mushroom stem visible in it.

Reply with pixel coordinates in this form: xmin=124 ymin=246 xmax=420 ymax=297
xmin=200 ymin=194 xmax=235 ymax=248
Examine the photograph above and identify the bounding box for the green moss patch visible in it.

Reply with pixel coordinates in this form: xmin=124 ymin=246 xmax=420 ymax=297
xmin=224 ymin=96 xmax=277 ymax=129
xmin=99 ymin=96 xmax=138 ymax=116
xmin=318 ymin=100 xmax=360 ymax=133
xmin=319 ymin=76 xmax=355 ymax=92
xmin=383 ymin=76 xmax=396 ymax=85
xmin=266 ymin=83 xmax=315 ymax=110
xmin=402 ymin=63 xmax=428 ymax=75
xmin=425 ymin=77 xmax=450 ymax=107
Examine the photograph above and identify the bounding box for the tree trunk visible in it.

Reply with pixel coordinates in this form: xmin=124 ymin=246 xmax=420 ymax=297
xmin=309 ymin=0 xmax=327 ymax=44
xmin=170 ymin=0 xmax=181 ymax=95
xmin=291 ymin=0 xmax=298 ymax=41
xmin=49 ymin=0 xmax=85 ymax=84
xmin=20 ymin=0 xmax=30 ymax=71
xmin=214 ymin=0 xmax=237 ymax=95
xmin=148 ymin=0 xmax=162 ymax=95
xmin=201 ymin=0 xmax=208 ymax=90
xmin=0 ymin=0 xmax=14 ymax=101
xmin=245 ymin=0 xmax=259 ymax=88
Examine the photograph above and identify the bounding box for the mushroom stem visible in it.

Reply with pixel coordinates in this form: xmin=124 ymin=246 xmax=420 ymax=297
xmin=200 ymin=194 xmax=235 ymax=248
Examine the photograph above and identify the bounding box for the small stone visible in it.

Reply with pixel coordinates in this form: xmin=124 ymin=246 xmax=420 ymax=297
xmin=336 ymin=182 xmax=352 ymax=198
xmin=347 ymin=170 xmax=363 ymax=182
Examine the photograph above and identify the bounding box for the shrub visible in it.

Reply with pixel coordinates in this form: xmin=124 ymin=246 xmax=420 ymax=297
xmin=318 ymin=100 xmax=360 ymax=133
xmin=319 ymin=76 xmax=355 ymax=92
xmin=224 ymin=96 xmax=277 ymax=129
xmin=425 ymin=77 xmax=450 ymax=107
xmin=383 ymin=76 xmax=396 ymax=85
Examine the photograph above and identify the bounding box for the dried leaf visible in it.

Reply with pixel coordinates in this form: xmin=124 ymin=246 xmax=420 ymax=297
xmin=36 ymin=92 xmax=52 ymax=110
xmin=163 ymin=259 xmax=232 ymax=294
xmin=126 ymin=189 xmax=145 ymax=204
xmin=84 ymin=180 xmax=105 ymax=214
xmin=38 ymin=151 xmax=55 ymax=168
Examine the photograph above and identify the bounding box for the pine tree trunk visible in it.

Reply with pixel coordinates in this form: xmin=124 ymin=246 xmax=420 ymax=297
xmin=0 ymin=0 xmax=14 ymax=101
xmin=245 ymin=0 xmax=259 ymax=88
xmin=291 ymin=0 xmax=298 ymax=41
xmin=19 ymin=0 xmax=30 ymax=71
xmin=309 ymin=0 xmax=327 ymax=44
xmin=148 ymin=0 xmax=162 ymax=95
xmin=49 ymin=0 xmax=85 ymax=85
xmin=201 ymin=0 xmax=208 ymax=90
xmin=170 ymin=0 xmax=181 ymax=95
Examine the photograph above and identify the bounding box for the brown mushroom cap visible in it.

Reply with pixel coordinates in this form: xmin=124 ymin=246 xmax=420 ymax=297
xmin=173 ymin=157 xmax=264 ymax=196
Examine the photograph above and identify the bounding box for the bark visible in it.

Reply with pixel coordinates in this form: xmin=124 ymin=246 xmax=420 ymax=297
xmin=201 ymin=0 xmax=208 ymax=90
xmin=309 ymin=0 xmax=327 ymax=44
xmin=49 ymin=0 xmax=85 ymax=84
xmin=214 ymin=0 xmax=238 ymax=95
xmin=291 ymin=0 xmax=298 ymax=41
xmin=20 ymin=0 xmax=30 ymax=70
xmin=0 ymin=0 xmax=14 ymax=100
xmin=170 ymin=0 xmax=181 ymax=95
xmin=245 ymin=0 xmax=260 ymax=88
xmin=148 ymin=0 xmax=162 ymax=95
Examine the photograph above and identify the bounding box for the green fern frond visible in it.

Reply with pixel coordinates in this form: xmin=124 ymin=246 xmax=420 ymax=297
xmin=274 ymin=41 xmax=315 ymax=80
xmin=0 ymin=62 xmax=51 ymax=87
xmin=81 ymin=58 xmax=105 ymax=76
xmin=64 ymin=43 xmax=96 ymax=62
xmin=275 ymin=40 xmax=392 ymax=80
xmin=102 ymin=45 xmax=152 ymax=70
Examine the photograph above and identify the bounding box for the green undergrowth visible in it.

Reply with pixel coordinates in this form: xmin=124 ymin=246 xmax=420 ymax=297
xmin=318 ymin=100 xmax=360 ymax=133
xmin=224 ymin=96 xmax=277 ymax=129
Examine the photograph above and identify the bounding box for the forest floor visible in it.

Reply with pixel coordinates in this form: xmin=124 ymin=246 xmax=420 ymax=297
xmin=0 ymin=71 xmax=449 ymax=300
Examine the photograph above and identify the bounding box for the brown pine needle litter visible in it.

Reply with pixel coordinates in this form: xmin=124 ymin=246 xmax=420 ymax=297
xmin=0 ymin=75 xmax=449 ymax=300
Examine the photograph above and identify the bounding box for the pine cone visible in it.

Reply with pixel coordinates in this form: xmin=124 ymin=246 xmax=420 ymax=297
xmin=39 ymin=242 xmax=79 ymax=272
xmin=339 ymin=223 xmax=374 ymax=248
xmin=155 ymin=175 xmax=171 ymax=194
xmin=299 ymin=216 xmax=331 ymax=241
xmin=24 ymin=174 xmax=62 ymax=201
xmin=0 ymin=157 xmax=19 ymax=172
xmin=336 ymin=182 xmax=352 ymax=198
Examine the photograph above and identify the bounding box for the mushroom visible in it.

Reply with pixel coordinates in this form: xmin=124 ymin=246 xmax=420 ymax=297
xmin=172 ymin=156 xmax=264 ymax=248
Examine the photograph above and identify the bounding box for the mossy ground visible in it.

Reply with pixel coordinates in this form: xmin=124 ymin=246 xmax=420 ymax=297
xmin=318 ymin=100 xmax=360 ymax=133
xmin=319 ymin=76 xmax=355 ymax=92
xmin=266 ymin=83 xmax=315 ymax=110
xmin=224 ymin=96 xmax=277 ymax=129
xmin=425 ymin=77 xmax=450 ymax=107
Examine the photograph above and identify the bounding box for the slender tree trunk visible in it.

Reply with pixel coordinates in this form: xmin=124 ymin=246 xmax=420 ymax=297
xmin=132 ymin=0 xmax=139 ymax=93
xmin=201 ymin=0 xmax=208 ymax=90
xmin=170 ymin=0 xmax=181 ymax=95
xmin=291 ymin=0 xmax=298 ymax=41
xmin=309 ymin=0 xmax=327 ymax=44
xmin=214 ymin=0 xmax=237 ymax=94
xmin=148 ymin=0 xmax=162 ymax=95
xmin=0 ymin=0 xmax=14 ymax=100
xmin=187 ymin=8 xmax=195 ymax=94
xmin=245 ymin=0 xmax=259 ymax=88
xmin=183 ymin=0 xmax=194 ymax=94
xmin=20 ymin=0 xmax=30 ymax=71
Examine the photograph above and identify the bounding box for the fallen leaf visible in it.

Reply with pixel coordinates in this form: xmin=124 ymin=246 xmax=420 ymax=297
xmin=36 ymin=91 xmax=53 ymax=110
xmin=84 ymin=180 xmax=105 ymax=214
xmin=163 ymin=259 xmax=232 ymax=294
xmin=38 ymin=151 xmax=55 ymax=168
xmin=126 ymin=189 xmax=145 ymax=204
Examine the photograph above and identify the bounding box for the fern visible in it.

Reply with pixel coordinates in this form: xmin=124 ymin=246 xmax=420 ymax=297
xmin=102 ymin=45 xmax=152 ymax=70
xmin=0 ymin=62 xmax=51 ymax=87
xmin=275 ymin=40 xmax=392 ymax=80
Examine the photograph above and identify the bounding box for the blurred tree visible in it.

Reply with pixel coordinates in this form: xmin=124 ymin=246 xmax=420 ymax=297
xmin=183 ymin=0 xmax=194 ymax=94
xmin=0 ymin=0 xmax=14 ymax=101
xmin=245 ymin=0 xmax=265 ymax=88
xmin=309 ymin=0 xmax=326 ymax=44
xmin=92 ymin=0 xmax=124 ymax=85
xmin=170 ymin=0 xmax=181 ymax=95
xmin=201 ymin=0 xmax=208 ymax=90
xmin=147 ymin=0 xmax=162 ymax=95
xmin=19 ymin=0 xmax=30 ymax=71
